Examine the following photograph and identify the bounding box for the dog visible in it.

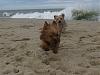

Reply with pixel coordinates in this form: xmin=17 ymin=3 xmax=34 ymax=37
xmin=54 ymin=14 xmax=67 ymax=33
xmin=40 ymin=21 xmax=60 ymax=54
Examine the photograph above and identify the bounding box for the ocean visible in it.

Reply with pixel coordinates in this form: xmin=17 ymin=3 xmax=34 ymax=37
xmin=0 ymin=0 xmax=100 ymax=20
xmin=0 ymin=7 xmax=100 ymax=20
xmin=0 ymin=8 xmax=63 ymax=18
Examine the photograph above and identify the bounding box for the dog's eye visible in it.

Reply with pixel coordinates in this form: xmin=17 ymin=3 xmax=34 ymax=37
xmin=60 ymin=18 xmax=62 ymax=20
xmin=57 ymin=18 xmax=59 ymax=20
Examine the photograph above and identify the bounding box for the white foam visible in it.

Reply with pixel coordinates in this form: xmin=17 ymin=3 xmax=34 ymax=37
xmin=3 ymin=12 xmax=11 ymax=17
xmin=11 ymin=7 xmax=76 ymax=20
xmin=11 ymin=6 xmax=99 ymax=20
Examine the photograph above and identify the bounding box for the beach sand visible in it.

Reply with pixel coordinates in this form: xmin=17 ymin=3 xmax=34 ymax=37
xmin=0 ymin=18 xmax=100 ymax=75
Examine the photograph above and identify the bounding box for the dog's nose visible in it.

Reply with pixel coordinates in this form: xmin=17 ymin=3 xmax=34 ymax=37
xmin=59 ymin=21 xmax=61 ymax=23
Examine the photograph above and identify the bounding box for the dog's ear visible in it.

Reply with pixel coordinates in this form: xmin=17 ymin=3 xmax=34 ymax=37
xmin=61 ymin=14 xmax=65 ymax=18
xmin=44 ymin=21 xmax=49 ymax=27
xmin=52 ymin=21 xmax=56 ymax=24
xmin=54 ymin=15 xmax=57 ymax=19
xmin=52 ymin=21 xmax=57 ymax=26
xmin=43 ymin=21 xmax=50 ymax=30
xmin=44 ymin=21 xmax=48 ymax=25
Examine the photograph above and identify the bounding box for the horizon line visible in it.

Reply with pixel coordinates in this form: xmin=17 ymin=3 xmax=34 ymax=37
xmin=0 ymin=7 xmax=65 ymax=11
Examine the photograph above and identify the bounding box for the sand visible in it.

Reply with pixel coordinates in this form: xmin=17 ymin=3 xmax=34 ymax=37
xmin=0 ymin=18 xmax=100 ymax=75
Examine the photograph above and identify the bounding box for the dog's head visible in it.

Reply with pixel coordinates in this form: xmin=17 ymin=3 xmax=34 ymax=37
xmin=43 ymin=21 xmax=50 ymax=30
xmin=54 ymin=14 xmax=65 ymax=24
xmin=40 ymin=21 xmax=50 ymax=34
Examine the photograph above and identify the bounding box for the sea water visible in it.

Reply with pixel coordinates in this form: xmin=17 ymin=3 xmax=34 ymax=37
xmin=0 ymin=0 xmax=100 ymax=20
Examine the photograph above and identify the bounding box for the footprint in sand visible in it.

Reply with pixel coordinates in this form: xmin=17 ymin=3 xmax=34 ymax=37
xmin=90 ymin=59 xmax=100 ymax=66
xmin=20 ymin=25 xmax=34 ymax=29
xmin=11 ymin=38 xmax=30 ymax=42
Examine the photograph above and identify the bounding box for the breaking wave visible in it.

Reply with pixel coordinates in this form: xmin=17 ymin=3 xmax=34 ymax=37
xmin=11 ymin=6 xmax=100 ymax=20
xmin=11 ymin=7 xmax=76 ymax=20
